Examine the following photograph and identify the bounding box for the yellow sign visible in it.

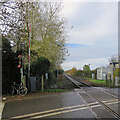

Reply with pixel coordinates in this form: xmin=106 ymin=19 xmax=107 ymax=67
xmin=108 ymin=73 xmax=111 ymax=75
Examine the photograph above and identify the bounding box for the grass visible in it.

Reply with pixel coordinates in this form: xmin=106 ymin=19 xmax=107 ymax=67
xmin=88 ymin=79 xmax=106 ymax=84
xmin=86 ymin=78 xmax=110 ymax=87
xmin=45 ymin=89 xmax=68 ymax=92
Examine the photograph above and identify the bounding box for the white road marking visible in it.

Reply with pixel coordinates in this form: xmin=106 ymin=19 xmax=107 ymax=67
xmin=30 ymin=101 xmax=119 ymax=119
xmin=0 ymin=102 xmax=5 ymax=120
xmin=9 ymin=104 xmax=86 ymax=119
xmin=9 ymin=99 xmax=119 ymax=119
xmin=30 ymin=106 xmax=89 ymax=119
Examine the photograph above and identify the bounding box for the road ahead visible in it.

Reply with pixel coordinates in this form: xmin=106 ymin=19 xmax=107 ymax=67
xmin=2 ymin=90 xmax=96 ymax=119
xmin=2 ymin=75 xmax=120 ymax=120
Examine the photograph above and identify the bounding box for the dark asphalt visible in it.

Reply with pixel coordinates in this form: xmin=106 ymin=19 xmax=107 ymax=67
xmin=2 ymin=90 xmax=96 ymax=119
xmin=77 ymin=87 xmax=119 ymax=119
xmin=64 ymin=75 xmax=120 ymax=119
xmin=2 ymin=75 xmax=120 ymax=120
xmin=81 ymin=87 xmax=120 ymax=115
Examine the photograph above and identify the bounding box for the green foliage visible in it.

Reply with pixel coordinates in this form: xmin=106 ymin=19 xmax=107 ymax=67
xmin=45 ymin=89 xmax=67 ymax=92
xmin=66 ymin=65 xmax=93 ymax=78
xmin=91 ymin=69 xmax=97 ymax=79
xmin=1 ymin=2 xmax=68 ymax=70
xmin=1 ymin=2 xmax=68 ymax=91
xmin=55 ymin=68 xmax=64 ymax=75
xmin=89 ymin=79 xmax=105 ymax=84
xmin=83 ymin=65 xmax=91 ymax=78
xmin=114 ymin=68 xmax=120 ymax=77
xmin=2 ymin=35 xmax=21 ymax=94
xmin=74 ymin=70 xmax=84 ymax=77
xmin=31 ymin=57 xmax=50 ymax=76
xmin=83 ymin=64 xmax=90 ymax=71
xmin=45 ymin=70 xmax=57 ymax=88
xmin=66 ymin=67 xmax=77 ymax=75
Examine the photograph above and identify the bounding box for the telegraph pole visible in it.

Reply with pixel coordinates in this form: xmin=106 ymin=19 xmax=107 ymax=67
xmin=28 ymin=24 xmax=31 ymax=78
xmin=28 ymin=24 xmax=31 ymax=89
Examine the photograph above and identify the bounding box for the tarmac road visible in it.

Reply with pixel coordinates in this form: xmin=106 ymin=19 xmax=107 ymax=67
xmin=2 ymin=90 xmax=96 ymax=119
xmin=2 ymin=75 xmax=120 ymax=120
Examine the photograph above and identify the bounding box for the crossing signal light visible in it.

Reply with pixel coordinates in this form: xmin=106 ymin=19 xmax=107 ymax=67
xmin=18 ymin=64 xmax=21 ymax=68
xmin=18 ymin=54 xmax=22 ymax=68
xmin=18 ymin=54 xmax=21 ymax=58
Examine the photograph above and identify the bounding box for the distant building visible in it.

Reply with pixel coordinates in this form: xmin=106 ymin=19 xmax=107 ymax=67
xmin=97 ymin=59 xmax=119 ymax=80
xmin=97 ymin=66 xmax=113 ymax=80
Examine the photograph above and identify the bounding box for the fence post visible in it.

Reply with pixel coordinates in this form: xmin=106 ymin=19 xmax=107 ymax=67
xmin=109 ymin=75 xmax=111 ymax=88
xmin=105 ymin=75 xmax=107 ymax=86
xmin=113 ymin=75 xmax=115 ymax=88
xmin=41 ymin=75 xmax=44 ymax=92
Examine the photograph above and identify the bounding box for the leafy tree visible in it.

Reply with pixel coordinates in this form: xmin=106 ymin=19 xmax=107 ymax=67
xmin=91 ymin=69 xmax=97 ymax=79
xmin=31 ymin=57 xmax=50 ymax=76
xmin=66 ymin=67 xmax=77 ymax=75
xmin=55 ymin=67 xmax=64 ymax=76
xmin=0 ymin=1 xmax=68 ymax=70
xmin=114 ymin=68 xmax=120 ymax=77
xmin=1 ymin=1 xmax=69 ymax=90
xmin=74 ymin=70 xmax=84 ymax=77
xmin=83 ymin=65 xmax=90 ymax=71
xmin=83 ymin=64 xmax=91 ymax=78
xmin=2 ymin=35 xmax=20 ymax=94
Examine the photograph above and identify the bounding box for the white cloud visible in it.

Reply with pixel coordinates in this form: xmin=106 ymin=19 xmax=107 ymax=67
xmin=61 ymin=2 xmax=118 ymax=70
xmin=62 ymin=57 xmax=109 ymax=70
xmin=61 ymin=0 xmax=119 ymax=2
xmin=39 ymin=0 xmax=119 ymax=2
xmin=61 ymin=2 xmax=77 ymax=18
xmin=66 ymin=3 xmax=118 ymax=45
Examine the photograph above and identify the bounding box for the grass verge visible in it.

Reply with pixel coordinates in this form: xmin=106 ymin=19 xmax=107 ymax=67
xmin=89 ymin=79 xmax=106 ymax=84
xmin=45 ymin=89 xmax=68 ymax=92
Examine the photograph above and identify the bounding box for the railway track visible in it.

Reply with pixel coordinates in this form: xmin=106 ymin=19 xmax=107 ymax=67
xmin=64 ymin=74 xmax=120 ymax=119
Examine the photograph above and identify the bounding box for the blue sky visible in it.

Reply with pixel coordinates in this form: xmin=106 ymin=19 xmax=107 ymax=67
xmin=60 ymin=1 xmax=118 ymax=70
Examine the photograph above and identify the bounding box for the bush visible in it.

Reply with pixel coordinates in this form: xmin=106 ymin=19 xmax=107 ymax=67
xmin=74 ymin=70 xmax=84 ymax=77
xmin=31 ymin=57 xmax=50 ymax=76
xmin=2 ymin=36 xmax=21 ymax=95
xmin=44 ymin=70 xmax=57 ymax=89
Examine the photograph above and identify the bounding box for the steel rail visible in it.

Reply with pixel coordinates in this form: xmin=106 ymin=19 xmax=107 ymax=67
xmin=64 ymin=74 xmax=120 ymax=120
xmin=66 ymin=74 xmax=120 ymax=100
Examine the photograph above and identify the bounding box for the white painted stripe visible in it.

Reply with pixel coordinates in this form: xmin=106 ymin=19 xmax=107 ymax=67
xmin=102 ymin=99 xmax=119 ymax=103
xmin=91 ymin=101 xmax=119 ymax=109
xmin=30 ymin=101 xmax=120 ymax=119
xmin=10 ymin=104 xmax=86 ymax=119
xmin=0 ymin=102 xmax=5 ymax=120
xmin=9 ymin=99 xmax=119 ymax=119
xmin=30 ymin=106 xmax=89 ymax=119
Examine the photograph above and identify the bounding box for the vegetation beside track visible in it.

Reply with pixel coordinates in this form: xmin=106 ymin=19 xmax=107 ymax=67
xmin=57 ymin=75 xmax=75 ymax=89
xmin=45 ymin=89 xmax=68 ymax=92
xmin=88 ymin=78 xmax=106 ymax=84
xmin=83 ymin=78 xmax=110 ymax=87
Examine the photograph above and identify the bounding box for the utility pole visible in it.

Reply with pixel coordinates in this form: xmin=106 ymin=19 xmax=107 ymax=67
xmin=28 ymin=24 xmax=31 ymax=89
xmin=28 ymin=24 xmax=31 ymax=78
xmin=41 ymin=75 xmax=44 ymax=92
xmin=21 ymin=56 xmax=23 ymax=83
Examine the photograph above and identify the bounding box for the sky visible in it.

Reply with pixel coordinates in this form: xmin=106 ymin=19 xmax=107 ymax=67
xmin=60 ymin=1 xmax=118 ymax=71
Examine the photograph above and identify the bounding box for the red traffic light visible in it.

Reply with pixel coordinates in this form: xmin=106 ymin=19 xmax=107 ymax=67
xmin=18 ymin=54 xmax=21 ymax=58
xmin=18 ymin=64 xmax=21 ymax=68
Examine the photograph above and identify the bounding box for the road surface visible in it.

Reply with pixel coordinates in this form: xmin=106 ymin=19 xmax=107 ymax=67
xmin=2 ymin=90 xmax=97 ymax=119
